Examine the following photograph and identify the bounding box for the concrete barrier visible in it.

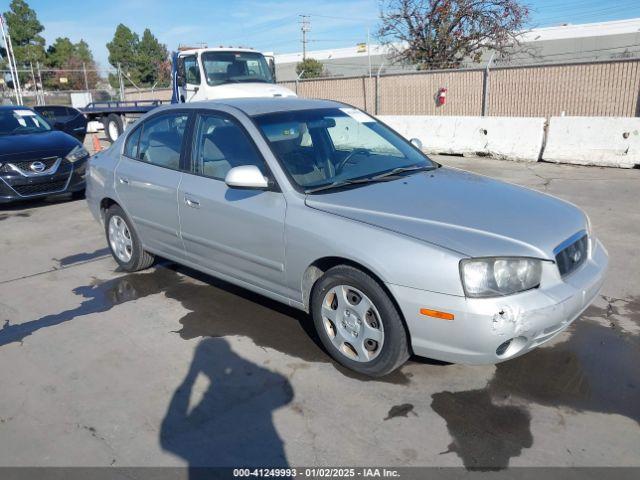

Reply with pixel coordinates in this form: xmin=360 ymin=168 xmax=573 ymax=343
xmin=543 ymin=117 xmax=640 ymax=168
xmin=379 ymin=115 xmax=545 ymax=162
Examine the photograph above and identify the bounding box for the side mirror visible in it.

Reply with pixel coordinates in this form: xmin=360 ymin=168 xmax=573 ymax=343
xmin=410 ymin=138 xmax=423 ymax=150
xmin=225 ymin=165 xmax=270 ymax=189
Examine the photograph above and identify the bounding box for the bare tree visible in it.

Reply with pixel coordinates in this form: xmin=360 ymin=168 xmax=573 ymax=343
xmin=378 ymin=0 xmax=530 ymax=69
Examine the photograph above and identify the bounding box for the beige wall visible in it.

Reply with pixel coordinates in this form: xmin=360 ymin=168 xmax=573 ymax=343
xmin=283 ymin=59 xmax=640 ymax=117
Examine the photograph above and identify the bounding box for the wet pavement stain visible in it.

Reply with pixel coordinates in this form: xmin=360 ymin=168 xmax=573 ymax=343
xmin=432 ymin=389 xmax=532 ymax=471
xmin=0 ymin=264 xmax=411 ymax=384
xmin=0 ymin=212 xmax=30 ymax=221
xmin=431 ymin=312 xmax=640 ymax=470
xmin=55 ymin=247 xmax=111 ymax=267
xmin=384 ymin=403 xmax=416 ymax=420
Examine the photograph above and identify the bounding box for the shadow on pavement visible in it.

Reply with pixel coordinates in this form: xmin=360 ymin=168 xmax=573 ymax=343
xmin=159 ymin=337 xmax=293 ymax=474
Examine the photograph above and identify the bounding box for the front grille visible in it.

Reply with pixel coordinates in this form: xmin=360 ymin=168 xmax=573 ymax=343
xmin=12 ymin=180 xmax=68 ymax=196
xmin=555 ymin=233 xmax=588 ymax=277
xmin=2 ymin=157 xmax=60 ymax=173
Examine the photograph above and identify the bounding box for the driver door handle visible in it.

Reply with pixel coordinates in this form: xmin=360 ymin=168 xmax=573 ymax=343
xmin=118 ymin=176 xmax=129 ymax=184
xmin=184 ymin=195 xmax=200 ymax=208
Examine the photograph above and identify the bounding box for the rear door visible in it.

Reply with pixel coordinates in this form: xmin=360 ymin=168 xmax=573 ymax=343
xmin=178 ymin=110 xmax=288 ymax=296
xmin=115 ymin=110 xmax=191 ymax=260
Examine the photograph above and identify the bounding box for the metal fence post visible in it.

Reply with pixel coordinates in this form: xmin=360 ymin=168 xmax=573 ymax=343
xmin=482 ymin=52 xmax=495 ymax=116
xmin=83 ymin=62 xmax=89 ymax=91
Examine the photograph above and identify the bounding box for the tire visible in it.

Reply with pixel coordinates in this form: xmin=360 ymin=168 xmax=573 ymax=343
xmin=311 ymin=265 xmax=410 ymax=377
xmin=103 ymin=114 xmax=123 ymax=143
xmin=104 ymin=204 xmax=154 ymax=272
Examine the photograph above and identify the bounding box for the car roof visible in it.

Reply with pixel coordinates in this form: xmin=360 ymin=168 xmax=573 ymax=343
xmin=0 ymin=105 xmax=34 ymax=111
xmin=158 ymin=97 xmax=346 ymax=117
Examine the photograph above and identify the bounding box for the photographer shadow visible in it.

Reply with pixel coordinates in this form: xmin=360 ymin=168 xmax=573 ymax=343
xmin=160 ymin=338 xmax=293 ymax=476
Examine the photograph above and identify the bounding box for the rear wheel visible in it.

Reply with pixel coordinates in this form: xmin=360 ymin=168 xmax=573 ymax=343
xmin=103 ymin=114 xmax=123 ymax=143
xmin=104 ymin=204 xmax=154 ymax=272
xmin=311 ymin=265 xmax=410 ymax=377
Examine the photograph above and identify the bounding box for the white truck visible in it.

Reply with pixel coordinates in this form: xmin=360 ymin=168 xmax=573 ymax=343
xmin=82 ymin=47 xmax=296 ymax=142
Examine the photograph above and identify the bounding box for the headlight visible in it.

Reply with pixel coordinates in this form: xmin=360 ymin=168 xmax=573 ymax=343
xmin=65 ymin=145 xmax=89 ymax=162
xmin=460 ymin=257 xmax=542 ymax=298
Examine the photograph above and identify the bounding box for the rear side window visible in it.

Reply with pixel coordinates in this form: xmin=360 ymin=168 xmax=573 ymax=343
xmin=136 ymin=113 xmax=189 ymax=170
xmin=124 ymin=127 xmax=142 ymax=158
xmin=191 ymin=113 xmax=266 ymax=180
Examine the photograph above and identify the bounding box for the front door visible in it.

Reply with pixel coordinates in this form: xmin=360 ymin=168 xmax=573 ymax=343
xmin=115 ymin=111 xmax=190 ymax=260
xmin=178 ymin=111 xmax=288 ymax=297
xmin=178 ymin=55 xmax=202 ymax=103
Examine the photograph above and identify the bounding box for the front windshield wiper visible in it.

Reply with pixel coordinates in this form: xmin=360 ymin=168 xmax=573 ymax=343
xmin=305 ymin=165 xmax=432 ymax=194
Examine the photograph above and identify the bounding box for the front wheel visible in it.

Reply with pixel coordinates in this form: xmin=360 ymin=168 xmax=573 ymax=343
xmin=311 ymin=265 xmax=410 ymax=377
xmin=104 ymin=204 xmax=155 ymax=272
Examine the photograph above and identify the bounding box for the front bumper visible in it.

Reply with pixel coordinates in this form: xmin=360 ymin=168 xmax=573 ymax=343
xmin=0 ymin=157 xmax=88 ymax=204
xmin=388 ymin=238 xmax=609 ymax=365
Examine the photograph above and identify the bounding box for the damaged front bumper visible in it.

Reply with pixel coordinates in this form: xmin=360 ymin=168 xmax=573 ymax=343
xmin=388 ymin=238 xmax=609 ymax=365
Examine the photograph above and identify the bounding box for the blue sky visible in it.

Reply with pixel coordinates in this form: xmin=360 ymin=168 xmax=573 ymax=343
xmin=2 ymin=0 xmax=640 ymax=70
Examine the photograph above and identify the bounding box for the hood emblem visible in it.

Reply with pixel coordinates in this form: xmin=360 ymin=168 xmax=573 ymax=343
xmin=30 ymin=161 xmax=47 ymax=173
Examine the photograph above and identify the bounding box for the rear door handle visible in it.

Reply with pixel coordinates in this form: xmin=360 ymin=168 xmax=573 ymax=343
xmin=184 ymin=196 xmax=200 ymax=208
xmin=118 ymin=176 xmax=129 ymax=184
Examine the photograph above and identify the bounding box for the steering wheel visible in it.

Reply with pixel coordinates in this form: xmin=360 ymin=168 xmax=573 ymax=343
xmin=336 ymin=148 xmax=371 ymax=174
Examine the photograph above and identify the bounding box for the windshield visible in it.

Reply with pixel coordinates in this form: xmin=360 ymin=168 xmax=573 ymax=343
xmin=0 ymin=109 xmax=52 ymax=136
xmin=254 ymin=107 xmax=435 ymax=192
xmin=201 ymin=51 xmax=274 ymax=86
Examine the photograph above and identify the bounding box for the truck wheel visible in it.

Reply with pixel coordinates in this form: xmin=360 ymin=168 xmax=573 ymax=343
xmin=103 ymin=114 xmax=124 ymax=143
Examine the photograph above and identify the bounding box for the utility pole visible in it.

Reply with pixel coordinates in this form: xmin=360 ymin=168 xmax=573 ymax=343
xmin=299 ymin=15 xmax=310 ymax=61
xmin=367 ymin=28 xmax=372 ymax=78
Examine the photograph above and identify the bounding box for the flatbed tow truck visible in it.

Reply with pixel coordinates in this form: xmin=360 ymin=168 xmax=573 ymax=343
xmin=82 ymin=47 xmax=295 ymax=142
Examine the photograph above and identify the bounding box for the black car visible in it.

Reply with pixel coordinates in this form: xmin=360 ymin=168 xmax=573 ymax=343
xmin=33 ymin=105 xmax=88 ymax=143
xmin=0 ymin=105 xmax=89 ymax=204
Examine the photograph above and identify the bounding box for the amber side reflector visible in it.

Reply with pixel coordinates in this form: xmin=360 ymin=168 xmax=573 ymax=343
xmin=420 ymin=308 xmax=455 ymax=321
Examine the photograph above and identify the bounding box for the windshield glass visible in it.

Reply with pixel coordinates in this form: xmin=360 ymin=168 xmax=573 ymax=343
xmin=254 ymin=107 xmax=434 ymax=191
xmin=0 ymin=109 xmax=52 ymax=136
xmin=201 ymin=51 xmax=274 ymax=86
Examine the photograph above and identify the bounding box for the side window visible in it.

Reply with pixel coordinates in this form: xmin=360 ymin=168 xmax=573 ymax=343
xmin=124 ymin=127 xmax=142 ymax=158
xmin=137 ymin=113 xmax=189 ymax=170
xmin=191 ymin=113 xmax=266 ymax=181
xmin=184 ymin=56 xmax=200 ymax=85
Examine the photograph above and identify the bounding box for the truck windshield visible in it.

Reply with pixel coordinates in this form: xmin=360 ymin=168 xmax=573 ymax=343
xmin=0 ymin=109 xmax=52 ymax=136
xmin=201 ymin=51 xmax=274 ymax=86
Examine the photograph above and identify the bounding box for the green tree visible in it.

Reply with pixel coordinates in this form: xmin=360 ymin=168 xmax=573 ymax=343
xmin=2 ymin=0 xmax=46 ymax=65
xmin=295 ymin=58 xmax=325 ymax=79
xmin=106 ymin=24 xmax=140 ymax=85
xmin=45 ymin=37 xmax=99 ymax=90
xmin=137 ymin=28 xmax=169 ymax=86
xmin=106 ymin=24 xmax=169 ymax=87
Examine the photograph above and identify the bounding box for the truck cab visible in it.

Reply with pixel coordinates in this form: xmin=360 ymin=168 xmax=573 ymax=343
xmin=174 ymin=47 xmax=296 ymax=102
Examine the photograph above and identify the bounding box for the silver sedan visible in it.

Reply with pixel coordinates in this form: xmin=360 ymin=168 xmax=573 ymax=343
xmin=86 ymin=98 xmax=608 ymax=377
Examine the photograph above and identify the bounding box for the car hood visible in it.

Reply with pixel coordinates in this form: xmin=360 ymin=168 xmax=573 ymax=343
xmin=211 ymin=83 xmax=297 ymax=99
xmin=305 ymin=167 xmax=587 ymax=259
xmin=0 ymin=130 xmax=79 ymax=159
